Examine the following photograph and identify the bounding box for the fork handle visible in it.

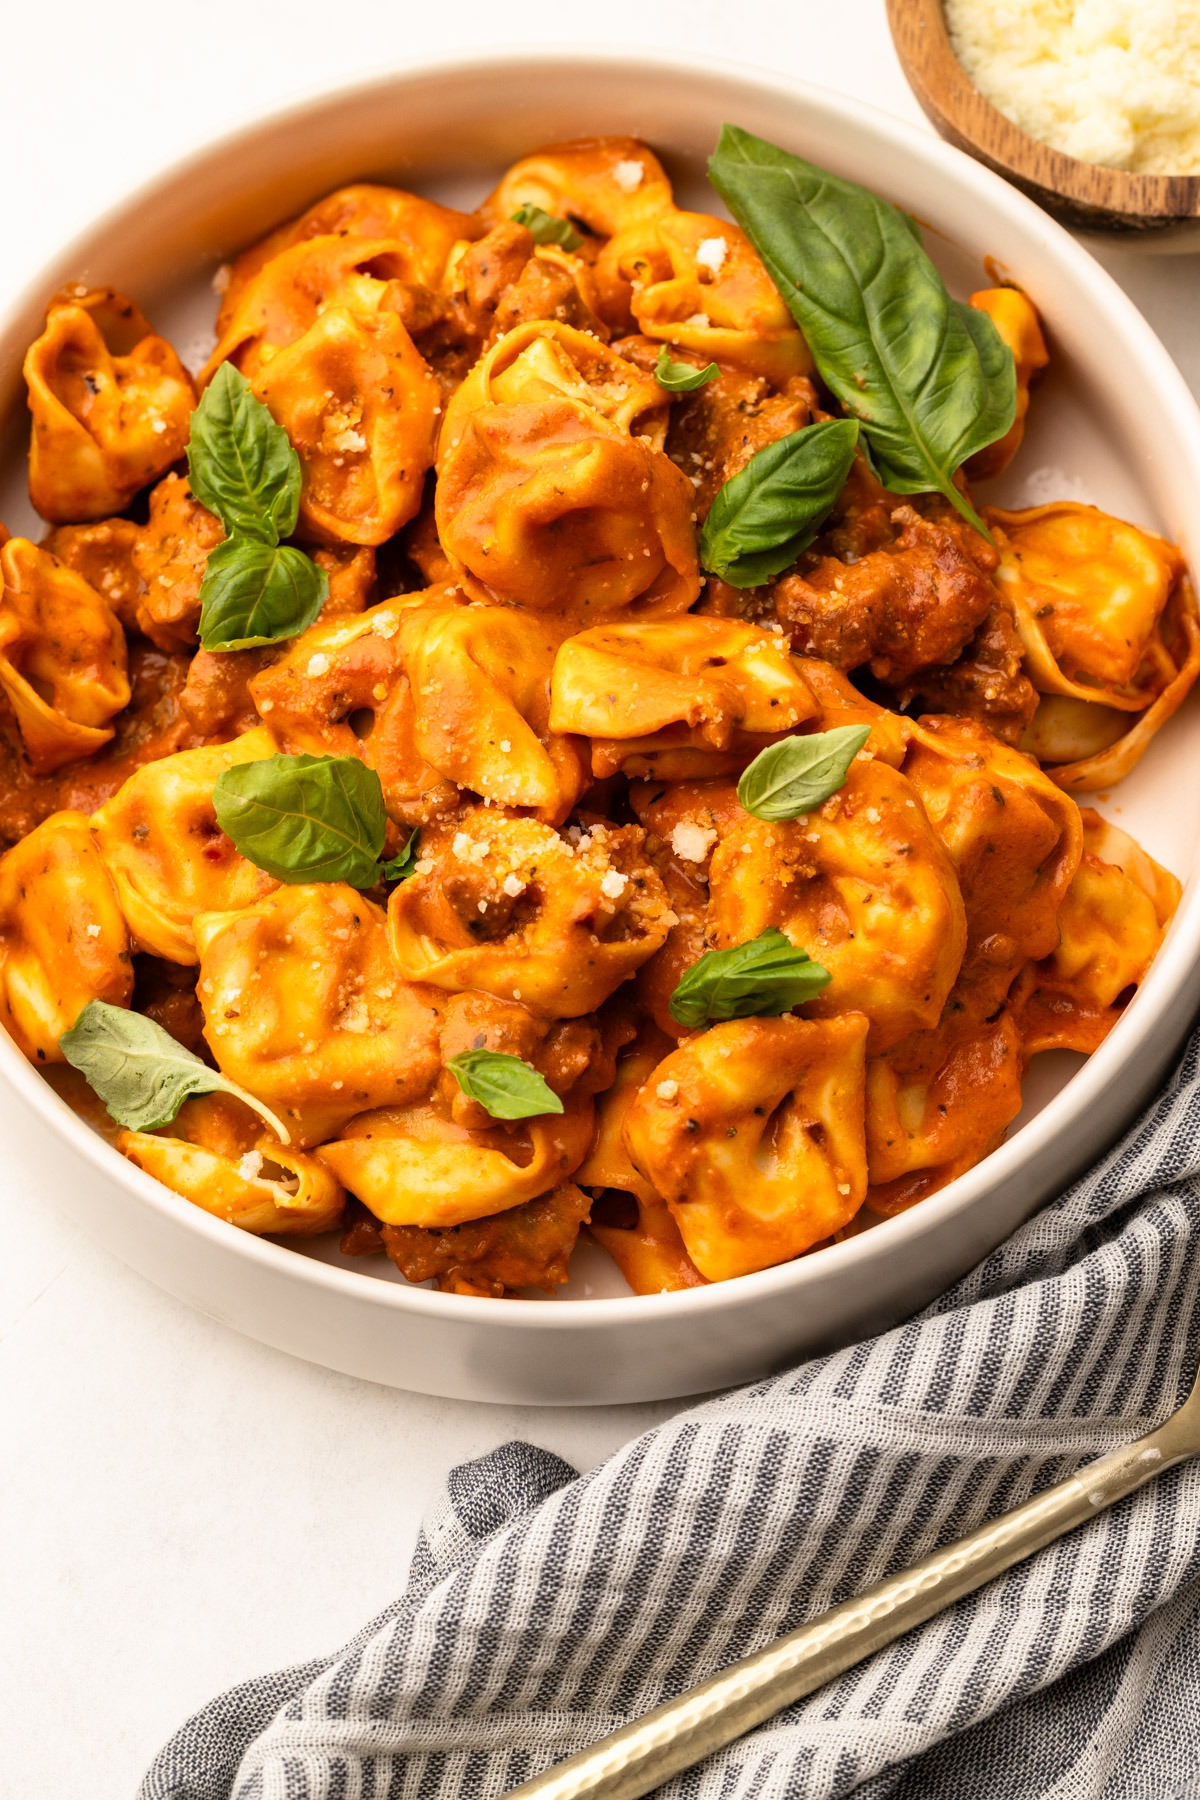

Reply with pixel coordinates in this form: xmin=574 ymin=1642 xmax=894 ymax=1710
xmin=506 ymin=1416 xmax=1189 ymax=1800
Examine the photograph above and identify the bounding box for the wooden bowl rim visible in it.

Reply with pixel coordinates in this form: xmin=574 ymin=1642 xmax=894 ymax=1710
xmin=888 ymin=0 xmax=1200 ymax=222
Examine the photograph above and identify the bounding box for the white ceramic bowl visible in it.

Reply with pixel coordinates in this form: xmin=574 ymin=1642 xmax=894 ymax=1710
xmin=3 ymin=49 xmax=1200 ymax=1406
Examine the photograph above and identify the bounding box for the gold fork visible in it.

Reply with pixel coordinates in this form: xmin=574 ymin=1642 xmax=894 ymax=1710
xmin=508 ymin=1366 xmax=1200 ymax=1799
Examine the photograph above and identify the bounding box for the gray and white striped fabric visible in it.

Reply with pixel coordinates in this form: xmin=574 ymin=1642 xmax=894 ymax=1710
xmin=141 ymin=1028 xmax=1200 ymax=1800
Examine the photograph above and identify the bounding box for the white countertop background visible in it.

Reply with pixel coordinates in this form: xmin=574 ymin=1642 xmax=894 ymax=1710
xmin=2 ymin=5 xmax=1198 ymax=1793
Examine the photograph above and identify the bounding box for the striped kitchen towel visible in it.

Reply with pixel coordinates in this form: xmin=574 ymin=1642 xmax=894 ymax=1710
xmin=141 ymin=1028 xmax=1200 ymax=1800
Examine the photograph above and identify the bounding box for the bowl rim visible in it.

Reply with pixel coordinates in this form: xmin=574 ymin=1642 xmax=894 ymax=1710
xmin=4 ymin=43 xmax=1200 ymax=1333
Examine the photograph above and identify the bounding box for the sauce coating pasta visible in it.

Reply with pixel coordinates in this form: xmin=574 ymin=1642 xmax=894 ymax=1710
xmin=0 ymin=133 xmax=1189 ymax=1299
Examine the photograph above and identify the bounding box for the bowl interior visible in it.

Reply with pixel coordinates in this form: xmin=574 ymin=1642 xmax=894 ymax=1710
xmin=1 ymin=52 xmax=1198 ymax=1312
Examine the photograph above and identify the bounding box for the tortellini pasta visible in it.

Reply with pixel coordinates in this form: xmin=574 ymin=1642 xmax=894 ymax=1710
xmin=549 ymin=617 xmax=818 ymax=779
xmin=318 ymin=1095 xmax=594 ymax=1229
xmin=624 ymin=1013 xmax=870 ymax=1281
xmin=396 ymin=600 xmax=587 ymax=821
xmin=0 ymin=811 xmax=131 ymax=1062
xmin=436 ymin=321 xmax=699 ymax=620
xmin=1012 ymin=811 xmax=1180 ymax=1058
xmin=218 ymin=184 xmax=480 ymax=328
xmin=119 ymin=1093 xmax=346 ymax=1236
xmin=194 ymin=883 xmax=442 ymax=1146
xmin=865 ymin=1006 xmax=1024 ymax=1214
xmin=902 ymin=716 xmax=1083 ymax=1015
xmin=205 ymin=237 xmax=442 ymax=544
xmin=0 ymin=537 xmax=130 ymax=771
xmin=2 ymin=134 xmax=1188 ymax=1302
xmin=705 ymin=760 xmax=968 ymax=1052
xmin=246 ymin=586 xmax=468 ymax=825
xmin=24 ymin=287 xmax=195 ymax=523
xmin=482 ymin=136 xmax=675 ymax=329
xmin=989 ymin=502 xmax=1184 ymax=702
xmin=578 ymin=1029 xmax=706 ymax=1294
xmin=1020 ymin=578 xmax=1200 ymax=792
xmin=387 ymin=808 xmax=673 ymax=1017
xmin=630 ymin=210 xmax=812 ymax=386
xmin=90 ymin=729 xmax=281 ymax=964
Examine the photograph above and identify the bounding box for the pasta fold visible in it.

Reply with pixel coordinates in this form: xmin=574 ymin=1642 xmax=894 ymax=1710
xmin=705 ymin=760 xmax=968 ymax=1053
xmin=194 ymin=883 xmax=442 ymax=1146
xmin=0 ymin=810 xmax=131 ymax=1062
xmin=1012 ymin=810 xmax=1180 ymax=1057
xmin=549 ymin=617 xmax=818 ymax=779
xmin=119 ymin=1092 xmax=346 ymax=1236
xmin=90 ymin=728 xmax=280 ymax=964
xmin=0 ymin=537 xmax=129 ymax=771
xmin=387 ymin=808 xmax=673 ymax=1017
xmin=317 ymin=1095 xmax=594 ymax=1228
xmin=24 ymin=287 xmax=195 ymax=522
xmin=623 ymin=1013 xmax=870 ymax=1281
xmin=436 ymin=322 xmax=697 ymax=620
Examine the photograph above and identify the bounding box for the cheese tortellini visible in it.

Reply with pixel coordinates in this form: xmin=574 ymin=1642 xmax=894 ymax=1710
xmin=91 ymin=729 xmax=281 ymax=964
xmin=989 ymin=503 xmax=1200 ymax=790
xmin=705 ymin=759 xmax=968 ymax=1052
xmin=204 ymin=237 xmax=442 ymax=544
xmin=1012 ymin=811 xmax=1180 ymax=1058
xmin=25 ymin=287 xmax=195 ymax=523
xmin=436 ymin=322 xmax=699 ymax=620
xmin=630 ymin=210 xmax=812 ymax=386
xmin=317 ymin=1094 xmax=594 ymax=1228
xmin=119 ymin=1094 xmax=346 ymax=1237
xmin=388 ymin=808 xmax=673 ymax=1017
xmin=1 ymin=132 xmax=1187 ymax=1302
xmin=0 ymin=811 xmax=131 ymax=1062
xmin=218 ymin=183 xmax=479 ymax=328
xmin=194 ymin=883 xmax=442 ymax=1146
xmin=549 ymin=617 xmax=818 ymax=779
xmin=902 ymin=716 xmax=1083 ymax=1015
xmin=624 ymin=1014 xmax=869 ymax=1281
xmin=0 ymin=537 xmax=130 ymax=771
xmin=580 ymin=1029 xmax=707 ymax=1294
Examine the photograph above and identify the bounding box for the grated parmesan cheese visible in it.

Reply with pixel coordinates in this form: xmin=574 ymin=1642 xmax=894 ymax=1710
xmin=670 ymin=821 xmax=717 ymax=864
xmin=696 ymin=236 xmax=729 ymax=275
xmin=945 ymin=0 xmax=1200 ymax=175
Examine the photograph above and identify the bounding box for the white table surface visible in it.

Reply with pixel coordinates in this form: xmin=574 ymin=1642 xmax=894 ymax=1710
xmin=2 ymin=5 xmax=1198 ymax=1794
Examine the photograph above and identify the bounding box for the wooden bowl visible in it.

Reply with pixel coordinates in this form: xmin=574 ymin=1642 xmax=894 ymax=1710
xmin=887 ymin=0 xmax=1200 ymax=241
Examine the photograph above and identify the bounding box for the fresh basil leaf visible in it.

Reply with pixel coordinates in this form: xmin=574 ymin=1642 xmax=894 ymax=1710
xmin=187 ymin=363 xmax=302 ymax=543
xmin=708 ymin=126 xmax=1016 ymax=537
xmin=59 ymin=1000 xmax=289 ymax=1141
xmin=700 ymin=418 xmax=859 ymax=587
xmin=380 ymin=831 xmax=420 ymax=883
xmin=511 ymin=204 xmax=584 ymax=252
xmin=668 ymin=927 xmax=831 ymax=1029
xmin=654 ymin=348 xmax=720 ymax=393
xmin=213 ymin=753 xmax=386 ymax=887
xmin=737 ymin=724 xmax=871 ymax=820
xmin=446 ymin=1050 xmax=565 ymax=1120
xmin=198 ymin=538 xmax=328 ymax=652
